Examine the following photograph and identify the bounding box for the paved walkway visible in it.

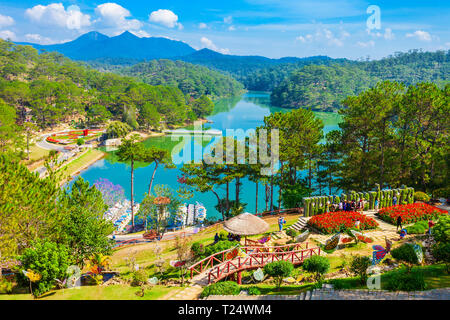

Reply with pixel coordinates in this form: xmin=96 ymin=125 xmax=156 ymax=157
xmin=204 ymin=288 xmax=450 ymax=300
xmin=166 ymin=285 xmax=203 ymax=300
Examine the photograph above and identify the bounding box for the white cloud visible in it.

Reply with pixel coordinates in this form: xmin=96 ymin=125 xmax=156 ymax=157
xmin=228 ymin=25 xmax=236 ymax=31
xmin=24 ymin=33 xmax=55 ymax=44
xmin=406 ymin=30 xmax=432 ymax=41
xmin=296 ymin=34 xmax=313 ymax=43
xmin=130 ymin=30 xmax=151 ymax=38
xmin=223 ymin=16 xmax=233 ymax=24
xmin=95 ymin=3 xmax=142 ymax=31
xmin=0 ymin=30 xmax=16 ymax=41
xmin=200 ymin=37 xmax=230 ymax=54
xmin=296 ymin=27 xmax=348 ymax=47
xmin=384 ymin=28 xmax=395 ymax=40
xmin=0 ymin=14 xmax=14 ymax=28
xmin=149 ymin=9 xmax=181 ymax=29
xmin=356 ymin=40 xmax=375 ymax=48
xmin=25 ymin=3 xmax=91 ymax=30
xmin=198 ymin=22 xmax=208 ymax=29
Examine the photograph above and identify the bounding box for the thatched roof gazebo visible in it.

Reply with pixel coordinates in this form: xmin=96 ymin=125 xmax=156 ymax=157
xmin=223 ymin=212 xmax=269 ymax=236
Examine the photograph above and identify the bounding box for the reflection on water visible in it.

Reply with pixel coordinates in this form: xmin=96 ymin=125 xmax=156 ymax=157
xmin=71 ymin=91 xmax=342 ymax=220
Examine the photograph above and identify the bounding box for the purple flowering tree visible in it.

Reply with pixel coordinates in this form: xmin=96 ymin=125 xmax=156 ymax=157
xmin=93 ymin=178 xmax=125 ymax=208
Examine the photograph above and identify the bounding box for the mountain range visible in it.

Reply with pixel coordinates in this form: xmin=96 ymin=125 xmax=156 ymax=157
xmin=18 ymin=31 xmax=336 ymax=69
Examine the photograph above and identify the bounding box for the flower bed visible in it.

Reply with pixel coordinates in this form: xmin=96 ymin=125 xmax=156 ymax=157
xmin=307 ymin=211 xmax=378 ymax=234
xmin=377 ymin=203 xmax=447 ymax=225
xmin=46 ymin=129 xmax=103 ymax=145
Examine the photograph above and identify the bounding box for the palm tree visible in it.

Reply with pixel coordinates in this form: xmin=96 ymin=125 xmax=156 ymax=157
xmin=116 ymin=134 xmax=145 ymax=230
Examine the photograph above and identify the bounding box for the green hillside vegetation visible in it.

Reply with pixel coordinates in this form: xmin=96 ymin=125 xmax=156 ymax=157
xmin=120 ymin=59 xmax=244 ymax=99
xmin=0 ymin=40 xmax=215 ymax=132
xmin=271 ymin=50 xmax=450 ymax=111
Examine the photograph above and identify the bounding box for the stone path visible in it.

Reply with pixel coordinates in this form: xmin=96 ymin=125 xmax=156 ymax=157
xmin=167 ymin=285 xmax=203 ymax=300
xmin=310 ymin=288 xmax=450 ymax=300
xmin=204 ymin=288 xmax=450 ymax=300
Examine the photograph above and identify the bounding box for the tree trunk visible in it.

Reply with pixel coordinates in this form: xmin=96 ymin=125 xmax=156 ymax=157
xmin=212 ymin=189 xmax=225 ymax=221
xmin=379 ymin=120 xmax=386 ymax=187
xmin=148 ymin=161 xmax=159 ymax=195
xmin=235 ymin=177 xmax=240 ymax=204
xmin=270 ymin=176 xmax=274 ymax=212
xmin=308 ymin=158 xmax=312 ymax=190
xmin=255 ymin=181 xmax=258 ymax=214
xmin=226 ymin=181 xmax=230 ymax=216
xmin=131 ymin=160 xmax=135 ymax=231
xmin=265 ymin=183 xmax=269 ymax=211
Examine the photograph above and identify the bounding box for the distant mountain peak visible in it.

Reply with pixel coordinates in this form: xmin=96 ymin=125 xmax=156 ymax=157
xmin=116 ymin=31 xmax=138 ymax=39
xmin=78 ymin=31 xmax=109 ymax=41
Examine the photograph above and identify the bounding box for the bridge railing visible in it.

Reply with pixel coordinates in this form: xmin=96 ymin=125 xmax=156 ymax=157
xmin=207 ymin=246 xmax=321 ymax=284
xmin=189 ymin=242 xmax=312 ymax=279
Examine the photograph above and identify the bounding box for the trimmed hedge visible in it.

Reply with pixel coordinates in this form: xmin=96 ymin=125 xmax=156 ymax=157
xmin=201 ymin=281 xmax=240 ymax=298
xmin=391 ymin=243 xmax=420 ymax=264
xmin=406 ymin=221 xmax=428 ymax=234
xmin=414 ymin=191 xmax=430 ymax=202
xmin=384 ymin=269 xmax=427 ymax=291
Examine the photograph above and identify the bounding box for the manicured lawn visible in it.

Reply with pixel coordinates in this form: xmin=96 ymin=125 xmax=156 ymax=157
xmin=61 ymin=148 xmax=105 ymax=177
xmin=0 ymin=285 xmax=179 ymax=300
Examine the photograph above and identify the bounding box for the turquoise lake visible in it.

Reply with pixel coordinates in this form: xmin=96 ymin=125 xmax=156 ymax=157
xmin=70 ymin=92 xmax=342 ymax=221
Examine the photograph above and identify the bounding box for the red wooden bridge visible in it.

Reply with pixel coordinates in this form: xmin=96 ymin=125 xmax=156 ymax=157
xmin=189 ymin=242 xmax=320 ymax=285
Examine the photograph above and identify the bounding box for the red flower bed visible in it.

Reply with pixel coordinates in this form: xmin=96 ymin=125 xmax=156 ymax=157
xmin=377 ymin=203 xmax=447 ymax=225
xmin=357 ymin=235 xmax=373 ymax=243
xmin=307 ymin=211 xmax=378 ymax=234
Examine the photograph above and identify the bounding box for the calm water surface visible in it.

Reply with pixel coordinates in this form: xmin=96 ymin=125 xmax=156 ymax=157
xmin=70 ymin=92 xmax=342 ymax=220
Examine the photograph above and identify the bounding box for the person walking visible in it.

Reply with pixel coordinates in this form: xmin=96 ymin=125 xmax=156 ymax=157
xmin=339 ymin=201 xmax=343 ymax=211
xmin=375 ymin=199 xmax=379 ymax=211
xmin=393 ymin=195 xmax=397 ymax=206
xmin=428 ymin=219 xmax=435 ymax=236
xmin=278 ymin=216 xmax=286 ymax=232
xmin=396 ymin=215 xmax=403 ymax=231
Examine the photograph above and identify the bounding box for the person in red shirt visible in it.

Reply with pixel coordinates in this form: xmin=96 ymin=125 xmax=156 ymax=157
xmin=428 ymin=219 xmax=435 ymax=236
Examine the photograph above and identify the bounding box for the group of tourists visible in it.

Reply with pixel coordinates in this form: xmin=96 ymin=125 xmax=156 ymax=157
xmin=328 ymin=198 xmax=366 ymax=212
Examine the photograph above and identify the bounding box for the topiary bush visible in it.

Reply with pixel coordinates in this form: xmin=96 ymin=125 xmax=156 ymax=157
xmin=285 ymin=229 xmax=298 ymax=238
xmin=247 ymin=286 xmax=261 ymax=295
xmin=391 ymin=243 xmax=419 ymax=264
xmin=432 ymin=242 xmax=450 ymax=273
xmin=190 ymin=242 xmax=205 ymax=258
xmin=131 ymin=269 xmax=148 ymax=287
xmin=0 ymin=278 xmax=14 ymax=294
xmin=414 ymin=191 xmax=430 ymax=203
xmin=406 ymin=221 xmax=428 ymax=234
xmin=264 ymin=261 xmax=294 ymax=290
xmin=218 ymin=231 xmax=228 ymax=241
xmin=349 ymin=255 xmax=371 ymax=284
xmin=203 ymin=241 xmax=236 ymax=259
xmin=433 ymin=215 xmax=450 ymax=244
xmin=384 ymin=269 xmax=426 ymax=291
xmin=200 ymin=281 xmax=240 ymax=298
xmin=302 ymin=255 xmax=330 ymax=281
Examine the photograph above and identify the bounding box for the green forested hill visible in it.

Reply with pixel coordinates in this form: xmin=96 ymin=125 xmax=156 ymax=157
xmin=119 ymin=59 xmax=244 ymax=99
xmin=0 ymin=39 xmax=209 ymax=133
xmin=270 ymin=50 xmax=450 ymax=111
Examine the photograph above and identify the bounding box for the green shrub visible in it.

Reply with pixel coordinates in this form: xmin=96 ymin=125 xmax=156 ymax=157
xmin=131 ymin=269 xmax=148 ymax=287
xmin=391 ymin=243 xmax=419 ymax=264
xmin=349 ymin=255 xmax=371 ymax=284
xmin=433 ymin=215 xmax=450 ymax=243
xmin=218 ymin=231 xmax=228 ymax=241
xmin=203 ymin=241 xmax=236 ymax=259
xmin=406 ymin=221 xmax=428 ymax=234
xmin=200 ymin=281 xmax=240 ymax=298
xmin=76 ymin=138 xmax=85 ymax=146
xmin=264 ymin=261 xmax=294 ymax=289
xmin=18 ymin=240 xmax=72 ymax=297
xmin=432 ymin=242 xmax=450 ymax=273
xmin=302 ymin=256 xmax=330 ymax=281
xmin=0 ymin=278 xmax=14 ymax=294
xmin=414 ymin=191 xmax=430 ymax=202
xmin=247 ymin=286 xmax=261 ymax=295
xmin=384 ymin=269 xmax=426 ymax=291
xmin=191 ymin=242 xmax=205 ymax=258
xmin=286 ymin=229 xmax=298 ymax=238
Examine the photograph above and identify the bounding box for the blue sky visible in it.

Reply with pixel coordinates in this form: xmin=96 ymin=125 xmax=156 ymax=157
xmin=0 ymin=0 xmax=448 ymax=59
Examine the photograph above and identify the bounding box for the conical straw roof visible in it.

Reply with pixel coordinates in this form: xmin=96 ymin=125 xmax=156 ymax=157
xmin=223 ymin=212 xmax=269 ymax=236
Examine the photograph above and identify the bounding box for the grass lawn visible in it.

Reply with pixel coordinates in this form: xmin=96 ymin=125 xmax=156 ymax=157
xmin=61 ymin=148 xmax=105 ymax=178
xmin=0 ymin=285 xmax=179 ymax=300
